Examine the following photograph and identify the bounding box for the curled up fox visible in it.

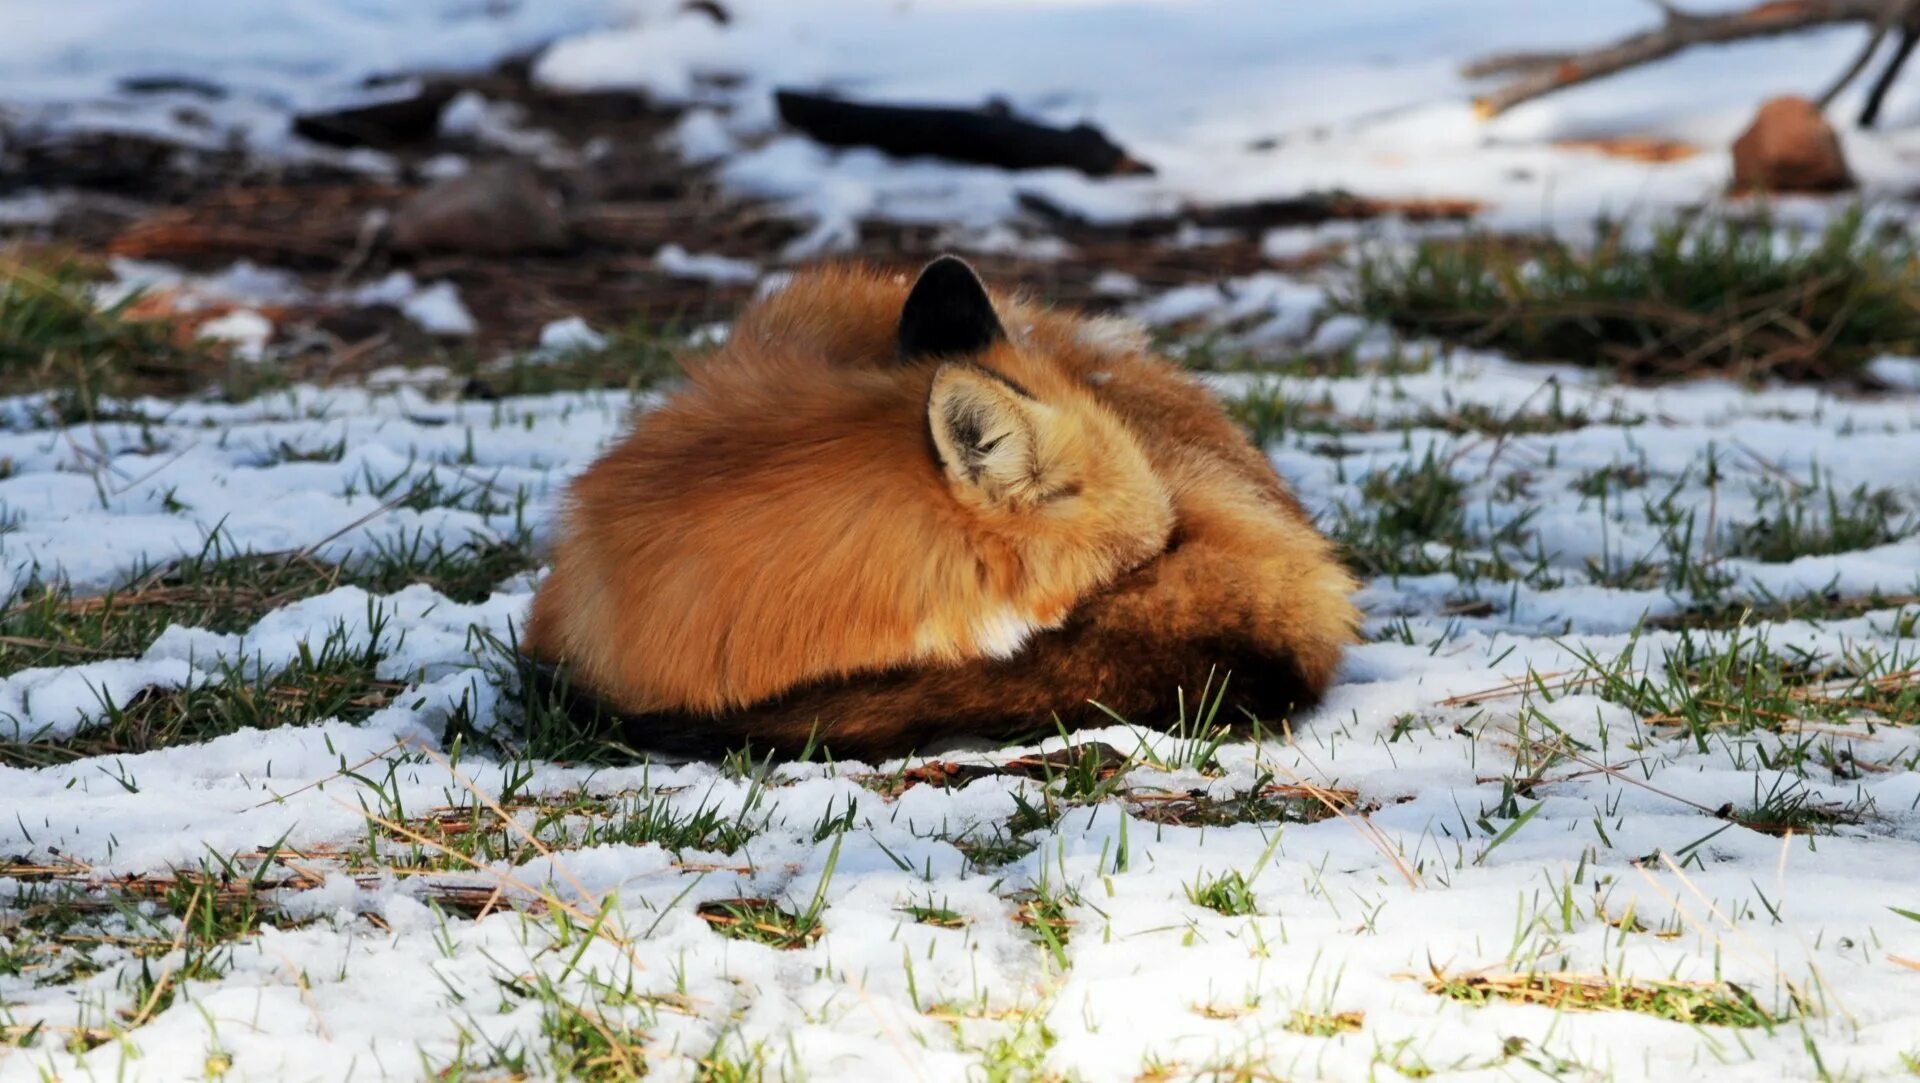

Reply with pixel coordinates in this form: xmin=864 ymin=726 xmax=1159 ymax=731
xmin=522 ymin=256 xmax=1361 ymax=759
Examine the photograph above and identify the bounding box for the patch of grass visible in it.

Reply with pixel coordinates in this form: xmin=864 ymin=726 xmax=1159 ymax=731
xmin=0 ymin=249 xmax=223 ymax=412
xmin=898 ymin=898 xmax=969 ymax=928
xmin=1133 ymin=778 xmax=1350 ymax=828
xmin=696 ymin=833 xmax=840 ymax=949
xmin=1185 ymin=829 xmax=1283 ymax=917
xmin=1573 ymin=462 xmax=1650 ymax=499
xmin=1563 ymin=628 xmax=1920 ymax=753
xmin=372 ymin=780 xmax=772 ymax=873
xmin=1010 ymin=883 xmax=1080 ymax=965
xmin=940 ymin=829 xmax=1044 ymax=871
xmin=1727 ymin=480 xmax=1915 ymax=563
xmin=475 ymin=633 xmax=642 ymax=765
xmin=1343 ymin=208 xmax=1920 ymax=381
xmin=1328 ymin=446 xmax=1468 ymax=578
xmin=0 ymin=849 xmax=310 ymax=1052
xmin=1173 ymin=331 xmax=1436 ymax=381
xmin=1651 ymin=588 xmax=1920 ymax=633
xmin=1732 ymin=775 xmax=1867 ymax=836
xmin=695 ymin=897 xmax=822 ymax=949
xmin=964 ymin=1005 xmax=1061 ymax=1083
xmin=0 ymin=529 xmax=535 ymax=678
xmin=1185 ymin=869 xmax=1259 ymax=917
xmin=1409 ymin=388 xmax=1641 ymax=438
xmin=1427 ymin=970 xmax=1791 ymax=1028
xmin=0 ymin=617 xmax=405 ymax=768
xmin=1582 ymin=469 xmax=1733 ymax=598
xmin=463 ymin=323 xmax=690 ymax=398
xmin=1228 ymin=383 xmax=1348 ymax=445
xmin=1284 ymin=1009 xmax=1364 ymax=1037
xmin=536 ymin=987 xmax=650 ymax=1082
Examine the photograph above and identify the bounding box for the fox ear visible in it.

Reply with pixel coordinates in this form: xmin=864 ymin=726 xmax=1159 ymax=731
xmin=927 ymin=364 xmax=1047 ymax=505
xmin=899 ymin=255 xmax=1005 ymax=361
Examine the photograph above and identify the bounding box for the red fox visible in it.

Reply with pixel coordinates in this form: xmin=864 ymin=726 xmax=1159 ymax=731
xmin=523 ymin=257 xmax=1360 ymax=758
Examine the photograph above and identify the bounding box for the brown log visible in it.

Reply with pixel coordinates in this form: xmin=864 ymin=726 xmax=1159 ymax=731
xmin=1467 ymin=0 xmax=1899 ymax=118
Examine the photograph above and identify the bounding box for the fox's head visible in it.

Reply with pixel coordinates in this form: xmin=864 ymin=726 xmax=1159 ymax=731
xmin=903 ymin=256 xmax=1172 ymax=635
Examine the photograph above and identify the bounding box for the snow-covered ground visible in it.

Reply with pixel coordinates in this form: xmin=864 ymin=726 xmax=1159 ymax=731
xmin=5 ymin=2 xmax=1920 ymax=1080
xmin=2 ymin=272 xmax=1919 ymax=1078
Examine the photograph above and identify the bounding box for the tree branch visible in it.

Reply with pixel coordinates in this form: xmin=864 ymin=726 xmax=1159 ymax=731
xmin=1818 ymin=0 xmax=1919 ymax=107
xmin=1466 ymin=0 xmax=1897 ymax=117
xmin=1858 ymin=20 xmax=1920 ymax=123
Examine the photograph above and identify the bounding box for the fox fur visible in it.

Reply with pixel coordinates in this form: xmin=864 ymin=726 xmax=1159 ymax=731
xmin=524 ymin=259 xmax=1175 ymax=715
xmin=523 ymin=256 xmax=1361 ymax=759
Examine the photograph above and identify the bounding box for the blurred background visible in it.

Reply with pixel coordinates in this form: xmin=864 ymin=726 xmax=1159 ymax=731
xmin=0 ymin=0 xmax=1901 ymax=373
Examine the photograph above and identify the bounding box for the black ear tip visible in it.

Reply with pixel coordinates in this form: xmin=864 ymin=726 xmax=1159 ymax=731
xmin=917 ymin=253 xmax=979 ymax=283
xmin=899 ymin=254 xmax=1006 ymax=361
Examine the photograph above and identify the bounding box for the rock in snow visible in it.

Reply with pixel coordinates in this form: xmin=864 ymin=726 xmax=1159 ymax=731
xmin=1730 ymin=95 xmax=1853 ymax=195
xmin=390 ymin=161 xmax=569 ymax=255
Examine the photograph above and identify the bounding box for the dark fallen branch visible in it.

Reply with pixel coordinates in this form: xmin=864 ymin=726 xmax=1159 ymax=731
xmin=1466 ymin=0 xmax=1899 ymax=117
xmin=1015 ymin=190 xmax=1479 ymax=240
xmin=293 ymin=85 xmax=456 ymax=149
xmin=774 ymin=89 xmax=1152 ymax=176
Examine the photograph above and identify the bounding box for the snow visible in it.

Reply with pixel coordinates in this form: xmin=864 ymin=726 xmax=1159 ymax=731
xmin=341 ymin=271 xmax=479 ymax=336
xmin=653 ymin=243 xmax=762 ymax=284
xmin=195 ymin=308 xmax=274 ymax=362
xmin=1 ymin=273 xmax=1918 ymax=1078
xmin=538 ymin=316 xmax=609 ymax=353
xmin=398 ymin=280 xmax=478 ymax=337
xmin=0 ymin=0 xmax=647 ymax=157
xmin=535 ymin=1 xmax=1920 ymax=243
xmin=6 ymin=3 xmax=1920 ymax=1079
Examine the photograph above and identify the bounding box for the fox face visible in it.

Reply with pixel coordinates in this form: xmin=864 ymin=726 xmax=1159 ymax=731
xmin=524 ymin=257 xmax=1173 ymax=715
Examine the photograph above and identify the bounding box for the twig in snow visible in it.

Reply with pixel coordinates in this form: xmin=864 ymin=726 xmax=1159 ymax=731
xmin=1465 ymin=0 xmax=1901 ymax=118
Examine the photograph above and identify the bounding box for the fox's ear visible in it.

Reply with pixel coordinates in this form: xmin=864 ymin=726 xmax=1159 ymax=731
xmin=928 ymin=364 xmax=1048 ymax=504
xmin=899 ymin=255 xmax=1005 ymax=361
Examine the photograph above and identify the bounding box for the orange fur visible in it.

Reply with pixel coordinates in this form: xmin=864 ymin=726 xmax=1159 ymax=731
xmin=527 ymin=259 xmax=1363 ymax=758
xmin=523 ymin=267 xmax=1173 ymax=713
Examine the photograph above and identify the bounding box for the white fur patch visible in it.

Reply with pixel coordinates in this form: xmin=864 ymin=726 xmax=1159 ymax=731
xmin=1074 ymin=314 xmax=1150 ymax=359
xmin=914 ymin=605 xmax=1047 ymax=661
xmin=970 ymin=605 xmax=1040 ymax=659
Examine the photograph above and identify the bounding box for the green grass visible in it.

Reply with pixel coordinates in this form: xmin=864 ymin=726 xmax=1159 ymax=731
xmin=1728 ymin=480 xmax=1915 ymax=563
xmin=0 ymin=531 xmax=531 ymax=679
xmin=0 ymin=250 xmax=222 ymax=409
xmin=1228 ymin=383 xmax=1347 ymax=445
xmin=0 ymin=249 xmax=701 ymax=424
xmin=0 ymin=849 xmax=306 ymax=1053
xmin=368 ymin=781 xmax=773 ymax=874
xmin=459 ymin=321 xmax=692 ymax=399
xmin=694 ymin=832 xmax=840 ymax=949
xmin=1284 ymin=1009 xmax=1364 ymax=1037
xmin=898 ymin=901 xmax=970 ymax=928
xmin=1328 ymin=446 xmax=1468 ymax=578
xmin=1342 ymin=208 xmax=1920 ymax=381
xmin=694 ymin=897 xmax=824 ymax=949
xmin=1652 ymin=588 xmax=1920 ymax=633
xmin=1427 ymin=970 xmax=1791 ymax=1028
xmin=1 ymin=618 xmax=405 ymax=768
xmin=1562 ymin=628 xmax=1920 ymax=751
xmin=1185 ymin=869 xmax=1260 ymax=917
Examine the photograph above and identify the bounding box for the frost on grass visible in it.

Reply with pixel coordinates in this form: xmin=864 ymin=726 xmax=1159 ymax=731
xmin=3 ymin=281 xmax=1920 ymax=1080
